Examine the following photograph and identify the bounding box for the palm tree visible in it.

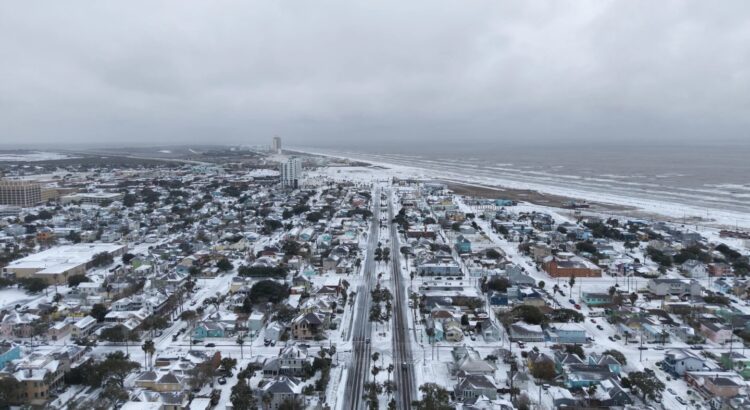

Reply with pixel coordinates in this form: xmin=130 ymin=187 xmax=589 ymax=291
xmin=141 ymin=339 xmax=156 ymax=369
xmin=371 ymin=365 xmax=380 ymax=383
xmin=237 ymin=335 xmax=245 ymax=359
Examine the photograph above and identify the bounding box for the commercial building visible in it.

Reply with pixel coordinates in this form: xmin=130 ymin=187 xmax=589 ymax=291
xmin=542 ymin=254 xmax=602 ymax=278
xmin=280 ymin=156 xmax=301 ymax=188
xmin=0 ymin=179 xmax=42 ymax=207
xmin=60 ymin=192 xmax=124 ymax=205
xmin=2 ymin=243 xmax=127 ymax=284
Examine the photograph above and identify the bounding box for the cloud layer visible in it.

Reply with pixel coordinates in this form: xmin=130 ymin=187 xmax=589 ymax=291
xmin=1 ymin=1 xmax=749 ymax=147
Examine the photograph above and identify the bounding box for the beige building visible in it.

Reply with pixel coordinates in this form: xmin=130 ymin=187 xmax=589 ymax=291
xmin=0 ymin=179 xmax=42 ymax=207
xmin=2 ymin=243 xmax=128 ymax=284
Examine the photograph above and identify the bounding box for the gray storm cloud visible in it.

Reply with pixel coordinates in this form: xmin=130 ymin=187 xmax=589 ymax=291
xmin=1 ymin=0 xmax=749 ymax=147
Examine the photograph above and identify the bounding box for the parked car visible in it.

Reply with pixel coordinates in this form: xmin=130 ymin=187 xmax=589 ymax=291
xmin=596 ymin=325 xmax=604 ymax=330
xmin=218 ymin=377 xmax=227 ymax=385
xmin=677 ymin=397 xmax=686 ymax=405
xmin=569 ymin=299 xmax=576 ymax=304
xmin=205 ymin=343 xmax=216 ymax=347
xmin=574 ymin=304 xmax=581 ymax=310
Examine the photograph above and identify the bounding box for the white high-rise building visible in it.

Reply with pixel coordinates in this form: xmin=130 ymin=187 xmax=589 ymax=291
xmin=272 ymin=136 xmax=282 ymax=153
xmin=280 ymin=156 xmax=301 ymax=188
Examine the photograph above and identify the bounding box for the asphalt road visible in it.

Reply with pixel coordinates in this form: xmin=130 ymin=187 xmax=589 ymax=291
xmin=343 ymin=187 xmax=380 ymax=410
xmin=388 ymin=188 xmax=417 ymax=409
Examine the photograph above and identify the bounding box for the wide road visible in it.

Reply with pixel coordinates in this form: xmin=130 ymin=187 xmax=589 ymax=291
xmin=343 ymin=187 xmax=380 ymax=410
xmin=388 ymin=188 xmax=417 ymax=409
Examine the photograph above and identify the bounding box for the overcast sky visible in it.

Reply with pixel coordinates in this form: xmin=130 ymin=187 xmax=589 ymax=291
xmin=1 ymin=1 xmax=749 ymax=148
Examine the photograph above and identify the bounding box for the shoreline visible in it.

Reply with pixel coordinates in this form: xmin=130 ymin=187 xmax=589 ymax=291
xmin=292 ymin=146 xmax=750 ymax=230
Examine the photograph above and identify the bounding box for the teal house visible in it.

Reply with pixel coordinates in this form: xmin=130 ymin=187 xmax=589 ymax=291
xmin=581 ymin=292 xmax=612 ymax=307
xmin=455 ymin=235 xmax=472 ymax=254
xmin=192 ymin=322 xmax=226 ymax=339
xmin=0 ymin=345 xmax=20 ymax=368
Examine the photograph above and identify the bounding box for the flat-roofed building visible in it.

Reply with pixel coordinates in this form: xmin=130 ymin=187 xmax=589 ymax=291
xmin=0 ymin=179 xmax=42 ymax=207
xmin=60 ymin=192 xmax=124 ymax=205
xmin=2 ymin=243 xmax=127 ymax=284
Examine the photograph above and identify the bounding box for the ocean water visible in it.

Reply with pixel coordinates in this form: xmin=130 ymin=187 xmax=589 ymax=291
xmin=303 ymin=142 xmax=750 ymax=215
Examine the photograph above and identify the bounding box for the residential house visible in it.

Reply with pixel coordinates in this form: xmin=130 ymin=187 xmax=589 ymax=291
xmin=545 ymin=323 xmax=587 ymax=344
xmin=264 ymin=322 xmax=285 ymax=342
xmin=135 ymin=371 xmax=184 ymax=392
xmin=681 ymin=260 xmax=708 ymax=279
xmin=0 ymin=311 xmax=40 ymax=338
xmin=444 ymin=321 xmax=464 ymax=342
xmin=247 ymin=312 xmax=266 ymax=334
xmin=425 ymin=319 xmax=444 ymax=342
xmin=48 ymin=320 xmax=72 ymax=341
xmin=708 ymin=262 xmax=733 ymax=277
xmin=720 ymin=352 xmax=750 ymax=380
xmin=0 ymin=344 xmax=21 ymax=368
xmin=587 ymin=353 xmax=622 ymax=375
xmin=554 ymin=351 xmax=584 ymax=375
xmin=581 ymin=292 xmax=612 ymax=307
xmin=595 ymin=379 xmax=633 ymax=407
xmin=71 ymin=315 xmax=97 ymax=339
xmin=509 ymin=322 xmax=545 ymax=342
xmin=685 ymin=372 xmax=745 ymax=400
xmin=192 ymin=322 xmax=226 ymax=340
xmin=291 ymin=312 xmax=326 ymax=340
xmin=699 ymin=319 xmax=733 ymax=344
xmin=455 ymin=375 xmax=497 ymax=401
xmin=477 ymin=319 xmax=502 ymax=343
xmin=455 ymin=235 xmax=472 ymax=254
xmin=563 ymin=364 xmax=616 ymax=389
xmin=647 ymin=278 xmax=702 ymax=297
xmin=663 ymin=349 xmax=706 ymax=376
xmin=262 ymin=344 xmax=309 ymax=377
xmin=258 ymin=376 xmax=303 ymax=410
